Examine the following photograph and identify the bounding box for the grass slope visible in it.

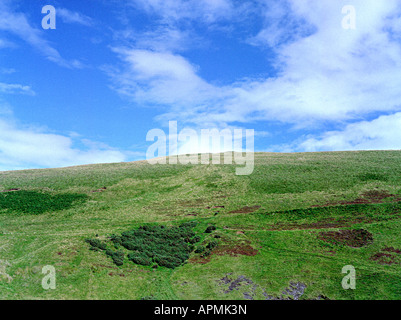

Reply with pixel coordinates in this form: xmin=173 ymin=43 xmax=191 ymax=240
xmin=1 ymin=151 xmax=401 ymax=300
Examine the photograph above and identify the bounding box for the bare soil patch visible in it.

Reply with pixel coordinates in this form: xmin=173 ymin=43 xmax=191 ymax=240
xmin=370 ymin=253 xmax=396 ymax=265
xmin=177 ymin=198 xmax=206 ymax=208
xmin=229 ymin=205 xmax=261 ymax=214
xmin=91 ymin=187 xmax=107 ymax=193
xmin=318 ymin=229 xmax=373 ymax=248
xmin=214 ymin=243 xmax=258 ymax=257
xmin=311 ymin=190 xmax=401 ymax=208
xmin=189 ymin=240 xmax=258 ymax=264
xmin=370 ymin=247 xmax=401 ymax=265
xmin=0 ymin=188 xmax=20 ymax=193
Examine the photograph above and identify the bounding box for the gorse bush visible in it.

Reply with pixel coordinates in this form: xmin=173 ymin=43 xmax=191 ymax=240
xmin=111 ymin=251 xmax=124 ymax=266
xmin=206 ymin=240 xmax=218 ymax=250
xmin=195 ymin=245 xmax=205 ymax=253
xmin=86 ymin=221 xmax=201 ymax=269
xmin=85 ymin=238 xmax=107 ymax=250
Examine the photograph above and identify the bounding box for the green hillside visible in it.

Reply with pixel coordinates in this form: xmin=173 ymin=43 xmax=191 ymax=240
xmin=1 ymin=151 xmax=401 ymax=300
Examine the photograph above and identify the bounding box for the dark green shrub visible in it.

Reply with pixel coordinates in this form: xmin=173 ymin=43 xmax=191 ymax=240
xmin=195 ymin=245 xmax=205 ymax=253
xmin=180 ymin=221 xmax=198 ymax=229
xmin=111 ymin=251 xmax=124 ymax=266
xmin=110 ymin=234 xmax=122 ymax=245
xmin=207 ymin=240 xmax=218 ymax=250
xmin=205 ymin=225 xmax=217 ymax=233
xmin=121 ymin=239 xmax=141 ymax=251
xmin=85 ymin=238 xmax=107 ymax=250
xmin=128 ymin=254 xmax=152 ymax=266
xmin=189 ymin=235 xmax=201 ymax=244
xmin=87 ymin=222 xmax=200 ymax=269
xmin=0 ymin=190 xmax=87 ymax=215
xmin=155 ymin=255 xmax=182 ymax=269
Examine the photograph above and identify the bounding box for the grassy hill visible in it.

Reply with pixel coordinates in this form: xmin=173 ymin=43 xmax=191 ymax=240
xmin=1 ymin=151 xmax=401 ymax=300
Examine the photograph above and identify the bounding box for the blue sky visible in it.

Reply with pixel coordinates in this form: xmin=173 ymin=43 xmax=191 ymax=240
xmin=1 ymin=0 xmax=401 ymax=170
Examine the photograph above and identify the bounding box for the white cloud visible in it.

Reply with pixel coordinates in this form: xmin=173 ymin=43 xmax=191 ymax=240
xmin=109 ymin=48 xmax=225 ymax=110
xmin=298 ymin=113 xmax=401 ymax=152
xmin=0 ymin=38 xmax=14 ymax=49
xmin=57 ymin=8 xmax=94 ymax=26
xmin=0 ymin=119 xmax=127 ymax=171
xmin=111 ymin=1 xmax=401 ymax=128
xmin=130 ymin=0 xmax=235 ymax=24
xmin=0 ymin=82 xmax=35 ymax=95
xmin=119 ymin=26 xmax=196 ymax=53
xmin=0 ymin=2 xmax=83 ymax=68
xmin=0 ymin=67 xmax=16 ymax=74
xmin=232 ymin=0 xmax=401 ymax=124
xmin=106 ymin=1 xmax=401 ymax=154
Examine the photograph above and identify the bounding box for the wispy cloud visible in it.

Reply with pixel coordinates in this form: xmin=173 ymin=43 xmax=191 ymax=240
xmin=0 ymin=2 xmax=83 ymax=68
xmin=129 ymin=0 xmax=237 ymax=24
xmin=0 ymin=82 xmax=35 ymax=95
xmin=108 ymin=48 xmax=225 ymax=110
xmin=115 ymin=26 xmax=197 ymax=53
xmin=57 ymin=8 xmax=94 ymax=27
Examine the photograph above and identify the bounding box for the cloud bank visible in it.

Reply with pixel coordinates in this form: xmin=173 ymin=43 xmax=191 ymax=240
xmin=0 ymin=119 xmax=127 ymax=171
xmin=109 ymin=0 xmax=401 ymax=150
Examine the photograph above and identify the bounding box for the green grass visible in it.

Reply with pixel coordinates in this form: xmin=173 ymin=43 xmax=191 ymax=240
xmin=1 ymin=150 xmax=401 ymax=300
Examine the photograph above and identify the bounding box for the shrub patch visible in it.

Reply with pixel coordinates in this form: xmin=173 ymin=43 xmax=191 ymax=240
xmin=86 ymin=221 xmax=201 ymax=269
xmin=0 ymin=190 xmax=87 ymax=215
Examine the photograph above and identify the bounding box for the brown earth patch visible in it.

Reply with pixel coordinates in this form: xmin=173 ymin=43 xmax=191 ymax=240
xmin=93 ymin=264 xmax=119 ymax=270
xmin=177 ymin=198 xmax=206 ymax=208
xmin=0 ymin=188 xmax=21 ymax=193
xmin=383 ymin=247 xmax=401 ymax=254
xmin=108 ymin=272 xmax=126 ymax=277
xmin=188 ymin=256 xmax=212 ymax=264
xmin=318 ymin=229 xmax=373 ymax=248
xmin=370 ymin=247 xmax=401 ymax=265
xmin=188 ymin=240 xmax=258 ymax=264
xmin=214 ymin=244 xmax=258 ymax=257
xmin=311 ymin=190 xmax=401 ymax=208
xmin=229 ymin=205 xmax=261 ymax=214
xmin=370 ymin=253 xmax=396 ymax=265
